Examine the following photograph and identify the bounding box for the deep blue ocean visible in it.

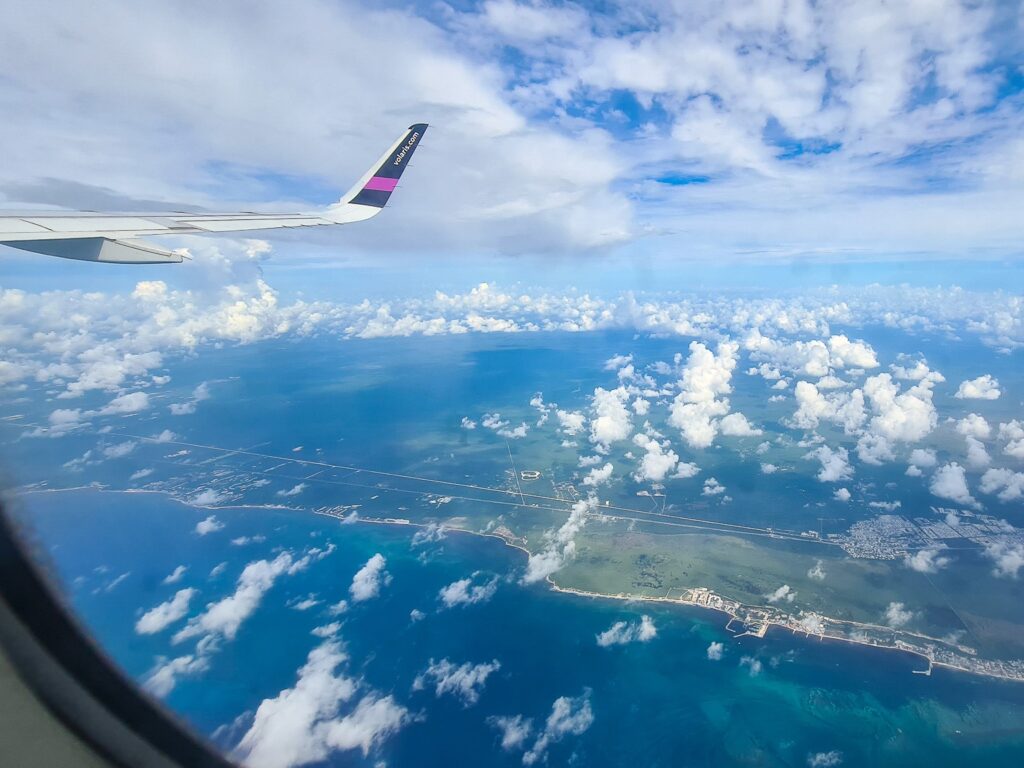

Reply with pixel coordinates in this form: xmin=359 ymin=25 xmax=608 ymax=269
xmin=14 ymin=488 xmax=1024 ymax=767
xmin=4 ymin=326 xmax=1024 ymax=766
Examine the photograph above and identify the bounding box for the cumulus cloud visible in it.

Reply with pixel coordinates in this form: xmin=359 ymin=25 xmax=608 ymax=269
xmin=668 ymin=341 xmax=738 ymax=449
xmin=413 ymin=658 xmax=501 ymax=706
xmin=766 ymin=584 xmax=796 ymax=604
xmin=884 ymin=601 xmax=916 ymax=628
xmin=102 ymin=440 xmax=138 ymax=459
xmin=234 ymin=638 xmax=412 ymax=768
xmin=135 ymin=588 xmax=197 ymax=635
xmin=904 ymin=546 xmax=951 ymax=574
xmin=582 ymin=462 xmax=614 ymax=487
xmin=718 ymin=412 xmax=762 ymax=437
xmin=807 ymin=560 xmax=826 ymax=581
xmin=523 ymin=497 xmax=593 ymax=584
xmin=807 ymin=446 xmax=853 ymax=483
xmin=589 ymin=386 xmax=632 ymax=448
xmin=555 ymin=409 xmax=586 ymax=436
xmin=632 ymin=433 xmax=680 ymax=483
xmin=277 ymin=483 xmax=307 ymax=498
xmin=979 ymin=468 xmax=1024 ymax=502
xmin=349 ymin=554 xmax=390 ymax=602
xmin=488 ymin=714 xmax=534 ymax=752
xmin=702 ymin=477 xmax=726 ymax=496
xmin=929 ymin=463 xmax=979 ymax=508
xmin=438 ymin=573 xmax=499 ymax=608
xmin=706 ymin=641 xmax=724 ymax=661
xmin=595 ymin=615 xmax=657 ymax=647
xmin=97 ymin=391 xmax=151 ymax=415
xmin=955 ymin=375 xmax=1001 ymax=400
xmin=195 ymin=514 xmax=224 ymax=535
xmin=143 ymin=653 xmax=210 ymax=698
xmin=522 ymin=690 xmax=594 ymax=766
xmin=172 ymin=546 xmax=332 ymax=650
xmin=192 ymin=490 xmax=226 ymax=507
xmin=964 ymin=436 xmax=990 ymax=470
xmin=955 ymin=413 xmax=991 ymax=440
xmin=833 ymin=487 xmax=851 ymax=502
xmin=984 ymin=542 xmax=1024 ymax=579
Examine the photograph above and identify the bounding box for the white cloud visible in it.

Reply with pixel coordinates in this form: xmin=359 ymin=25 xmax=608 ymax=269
xmin=827 ymin=335 xmax=878 ymax=369
xmin=673 ymin=462 xmax=700 ymax=479
xmin=807 ymin=560 xmax=826 ymax=581
xmin=702 ymin=477 xmax=726 ymax=496
xmin=460 ymin=416 xmax=476 ymax=429
xmin=192 ymin=490 xmax=226 ymax=507
xmin=807 ymin=446 xmax=853 ymax=483
xmin=277 ymin=483 xmax=307 ymax=498
xmin=955 ymin=375 xmax=1001 ymax=400
xmin=170 ymin=382 xmax=212 ymax=416
xmin=904 ymin=546 xmax=951 ymax=574
xmin=130 ymin=467 xmax=154 ymax=481
xmin=884 ymin=601 xmax=915 ymax=628
xmin=102 ymin=440 xmax=138 ymax=459
xmin=706 ymin=641 xmax=724 ymax=661
xmin=135 ymin=588 xmax=197 ymax=635
xmin=234 ymin=638 xmax=411 ymax=768
xmin=349 ymin=554 xmax=390 ymax=602
xmin=438 ymin=573 xmax=499 ymax=608
xmin=143 ymin=653 xmax=209 ymax=698
xmin=908 ymin=448 xmax=938 ymax=469
xmin=929 ymin=463 xmax=979 ymax=508
xmin=173 ymin=548 xmax=326 ymax=647
xmin=413 ymin=658 xmax=500 ymax=706
xmin=984 ymin=541 xmax=1024 ymax=579
xmin=488 ymin=714 xmax=533 ymax=752
xmin=999 ymin=422 xmax=1024 ymax=460
xmin=97 ymin=391 xmax=151 ymax=415
xmin=195 ymin=514 xmax=224 ymax=535
xmin=955 ymin=413 xmax=991 ymax=440
xmin=582 ymin=462 xmax=614 ymax=487
xmin=589 ymin=386 xmax=632 ymax=448
xmin=522 ymin=690 xmax=594 ymax=766
xmin=555 ymin=409 xmax=586 ymax=436
xmin=979 ymin=468 xmax=1024 ymax=502
xmin=833 ymin=488 xmax=851 ymax=502
xmin=162 ymin=565 xmax=187 ymax=585
xmin=632 ymin=433 xmax=680 ymax=483
xmin=766 ymin=584 xmax=796 ymax=604
xmin=523 ymin=497 xmax=593 ymax=584
xmin=964 ymin=435 xmax=991 ymax=470
xmin=718 ymin=412 xmax=762 ymax=437
xmin=668 ymin=341 xmax=738 ymax=449
xmin=595 ymin=615 xmax=657 ymax=647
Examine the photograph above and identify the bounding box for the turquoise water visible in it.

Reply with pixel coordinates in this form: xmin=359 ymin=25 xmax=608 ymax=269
xmin=3 ymin=325 xmax=1024 ymax=766
xmin=13 ymin=488 xmax=1024 ymax=767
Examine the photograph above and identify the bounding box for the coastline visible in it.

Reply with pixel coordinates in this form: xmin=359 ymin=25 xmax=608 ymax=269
xmin=14 ymin=485 xmax=1024 ymax=685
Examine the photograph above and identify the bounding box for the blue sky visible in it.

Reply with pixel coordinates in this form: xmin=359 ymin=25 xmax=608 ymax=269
xmin=1 ymin=0 xmax=1023 ymax=296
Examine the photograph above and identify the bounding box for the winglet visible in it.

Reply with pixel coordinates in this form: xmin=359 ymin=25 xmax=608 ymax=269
xmin=323 ymin=123 xmax=428 ymax=223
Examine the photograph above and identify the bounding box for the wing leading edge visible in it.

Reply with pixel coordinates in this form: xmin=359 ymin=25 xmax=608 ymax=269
xmin=0 ymin=123 xmax=428 ymax=264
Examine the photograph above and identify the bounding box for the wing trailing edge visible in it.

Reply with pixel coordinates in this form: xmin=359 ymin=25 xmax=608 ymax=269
xmin=0 ymin=123 xmax=428 ymax=264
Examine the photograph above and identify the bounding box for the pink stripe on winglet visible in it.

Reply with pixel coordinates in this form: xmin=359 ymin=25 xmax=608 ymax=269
xmin=364 ymin=176 xmax=398 ymax=192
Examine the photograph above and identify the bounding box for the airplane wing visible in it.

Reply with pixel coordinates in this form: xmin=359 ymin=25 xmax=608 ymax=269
xmin=0 ymin=123 xmax=427 ymax=264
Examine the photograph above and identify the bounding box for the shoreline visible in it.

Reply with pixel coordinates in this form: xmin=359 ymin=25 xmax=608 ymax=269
xmin=15 ymin=485 xmax=1024 ymax=685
